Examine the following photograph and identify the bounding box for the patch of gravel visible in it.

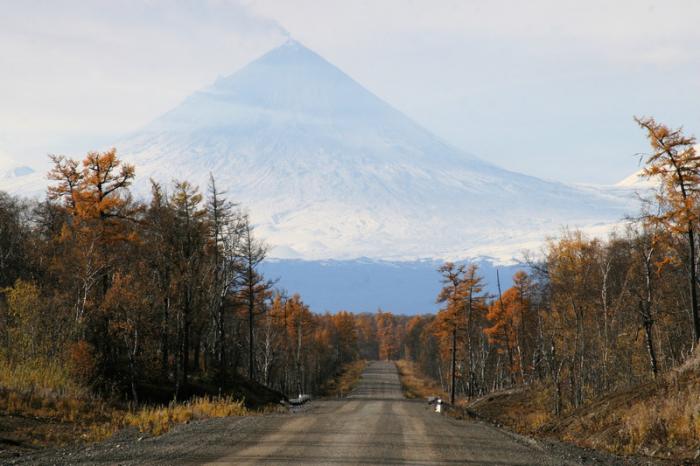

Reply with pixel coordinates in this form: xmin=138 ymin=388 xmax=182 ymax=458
xmin=3 ymin=414 xmax=268 ymax=465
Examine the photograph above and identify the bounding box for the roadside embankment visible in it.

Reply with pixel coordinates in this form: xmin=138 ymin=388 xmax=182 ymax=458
xmin=319 ymin=359 xmax=367 ymax=398
xmin=395 ymin=359 xmax=447 ymax=400
xmin=395 ymin=356 xmax=699 ymax=463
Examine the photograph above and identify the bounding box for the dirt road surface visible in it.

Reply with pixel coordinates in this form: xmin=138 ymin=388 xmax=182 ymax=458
xmin=8 ymin=361 xmax=630 ymax=465
xmin=205 ymin=361 xmax=563 ymax=465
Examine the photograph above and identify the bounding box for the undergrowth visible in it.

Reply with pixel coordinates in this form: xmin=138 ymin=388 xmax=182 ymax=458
xmin=0 ymin=354 xmax=84 ymax=399
xmin=0 ymin=354 xmax=260 ymax=449
xmin=320 ymin=359 xmax=367 ymax=397
xmin=596 ymin=356 xmax=700 ymax=458
xmin=395 ymin=353 xmax=700 ymax=461
xmin=93 ymin=396 xmax=251 ymax=438
xmin=468 ymin=350 xmax=700 ymax=461
xmin=395 ymin=359 xmax=446 ymax=400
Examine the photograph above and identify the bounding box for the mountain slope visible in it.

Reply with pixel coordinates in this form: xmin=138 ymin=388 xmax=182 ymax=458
xmin=0 ymin=150 xmax=39 ymax=196
xmin=0 ymin=151 xmax=33 ymax=179
xmin=616 ymin=169 xmax=659 ymax=191
xmin=116 ymin=39 xmax=636 ymax=260
xmin=2 ymin=40 xmax=637 ymax=261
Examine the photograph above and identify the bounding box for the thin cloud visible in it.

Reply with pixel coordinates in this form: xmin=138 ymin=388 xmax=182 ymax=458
xmin=0 ymin=0 xmax=698 ymax=184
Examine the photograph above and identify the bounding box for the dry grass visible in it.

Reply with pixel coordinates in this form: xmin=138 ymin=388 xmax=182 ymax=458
xmin=601 ymin=372 xmax=700 ymax=458
xmin=0 ymin=356 xmax=116 ymax=448
xmin=467 ymin=350 xmax=700 ymax=461
xmin=0 ymin=355 xmax=84 ymax=399
xmin=1 ymin=390 xmax=111 ymax=424
xmin=395 ymin=360 xmax=447 ymax=400
xmin=109 ymin=396 xmax=250 ymax=437
xmin=321 ymin=360 xmax=367 ymax=397
xmin=2 ymin=391 xmax=253 ymax=448
xmin=541 ymin=354 xmax=700 ymax=460
xmin=0 ymin=354 xmax=255 ymax=450
xmin=0 ymin=354 xmax=112 ymax=447
xmin=467 ymin=382 xmax=554 ymax=434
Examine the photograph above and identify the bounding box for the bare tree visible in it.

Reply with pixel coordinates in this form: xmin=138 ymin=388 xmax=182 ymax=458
xmin=237 ymin=214 xmax=271 ymax=382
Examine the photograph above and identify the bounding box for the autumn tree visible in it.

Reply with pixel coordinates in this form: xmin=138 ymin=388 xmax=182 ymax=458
xmin=3 ymin=280 xmax=45 ymax=359
xmin=460 ymin=265 xmax=487 ymax=396
xmin=332 ymin=311 xmax=358 ymax=364
xmin=47 ymin=149 xmax=138 ymax=385
xmin=355 ymin=313 xmax=378 ymax=359
xmin=47 ymin=149 xmax=136 ymax=314
xmin=237 ymin=214 xmax=270 ymax=382
xmin=375 ymin=310 xmax=399 ymax=361
xmin=103 ymin=272 xmax=153 ymax=403
xmin=436 ymin=262 xmax=465 ymax=404
xmin=485 ymin=284 xmax=523 ymax=384
xmin=626 ymin=226 xmax=663 ymax=377
xmin=206 ymin=175 xmax=243 ymax=386
xmin=285 ymin=294 xmax=314 ymax=395
xmin=142 ymin=181 xmax=176 ymax=376
xmin=169 ymin=181 xmax=208 ymax=397
xmin=0 ymin=194 xmax=33 ymax=288
xmin=636 ymin=116 xmax=700 ymax=343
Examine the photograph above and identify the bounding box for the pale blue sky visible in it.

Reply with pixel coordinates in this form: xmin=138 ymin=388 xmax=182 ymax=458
xmin=1 ymin=0 xmax=698 ymax=184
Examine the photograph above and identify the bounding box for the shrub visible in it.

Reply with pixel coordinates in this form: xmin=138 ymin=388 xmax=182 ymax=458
xmin=67 ymin=340 xmax=98 ymax=387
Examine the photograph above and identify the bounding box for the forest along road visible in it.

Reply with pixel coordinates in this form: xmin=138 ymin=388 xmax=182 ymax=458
xmin=11 ymin=361 xmax=623 ymax=465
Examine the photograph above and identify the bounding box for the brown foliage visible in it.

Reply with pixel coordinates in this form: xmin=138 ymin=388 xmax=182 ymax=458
xmin=67 ymin=340 xmax=98 ymax=387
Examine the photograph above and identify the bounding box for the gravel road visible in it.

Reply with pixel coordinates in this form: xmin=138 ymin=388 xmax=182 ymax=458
xmin=8 ymin=361 xmax=636 ymax=465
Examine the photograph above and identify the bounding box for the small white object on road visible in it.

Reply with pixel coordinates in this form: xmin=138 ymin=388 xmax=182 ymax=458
xmin=289 ymin=394 xmax=312 ymax=405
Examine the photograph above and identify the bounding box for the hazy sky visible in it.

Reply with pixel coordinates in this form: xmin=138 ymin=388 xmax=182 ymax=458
xmin=1 ymin=0 xmax=699 ymax=184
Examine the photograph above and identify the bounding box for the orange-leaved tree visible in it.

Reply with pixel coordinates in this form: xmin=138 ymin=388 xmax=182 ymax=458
xmin=375 ymin=310 xmax=399 ymax=361
xmin=636 ymin=116 xmax=700 ymax=344
xmin=47 ymin=149 xmax=138 ymax=385
xmin=436 ymin=262 xmax=465 ymax=404
xmin=485 ymin=285 xmax=525 ymax=384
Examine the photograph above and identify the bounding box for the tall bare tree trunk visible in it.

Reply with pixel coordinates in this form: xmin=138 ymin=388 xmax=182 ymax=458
xmin=450 ymin=325 xmax=456 ymax=404
xmin=642 ymin=246 xmax=658 ymax=377
xmin=688 ymin=226 xmax=700 ymax=343
xmin=161 ymin=295 xmax=170 ymax=376
xmin=248 ymin=262 xmax=255 ymax=381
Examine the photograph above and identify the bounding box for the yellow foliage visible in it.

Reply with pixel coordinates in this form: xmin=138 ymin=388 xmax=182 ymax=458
xmin=3 ymin=279 xmax=50 ymax=360
xmin=0 ymin=353 xmax=83 ymax=398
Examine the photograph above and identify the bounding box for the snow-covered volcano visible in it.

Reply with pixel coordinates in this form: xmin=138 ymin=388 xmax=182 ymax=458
xmin=6 ymin=39 xmax=637 ymax=261
xmin=117 ymin=39 xmax=636 ymax=260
